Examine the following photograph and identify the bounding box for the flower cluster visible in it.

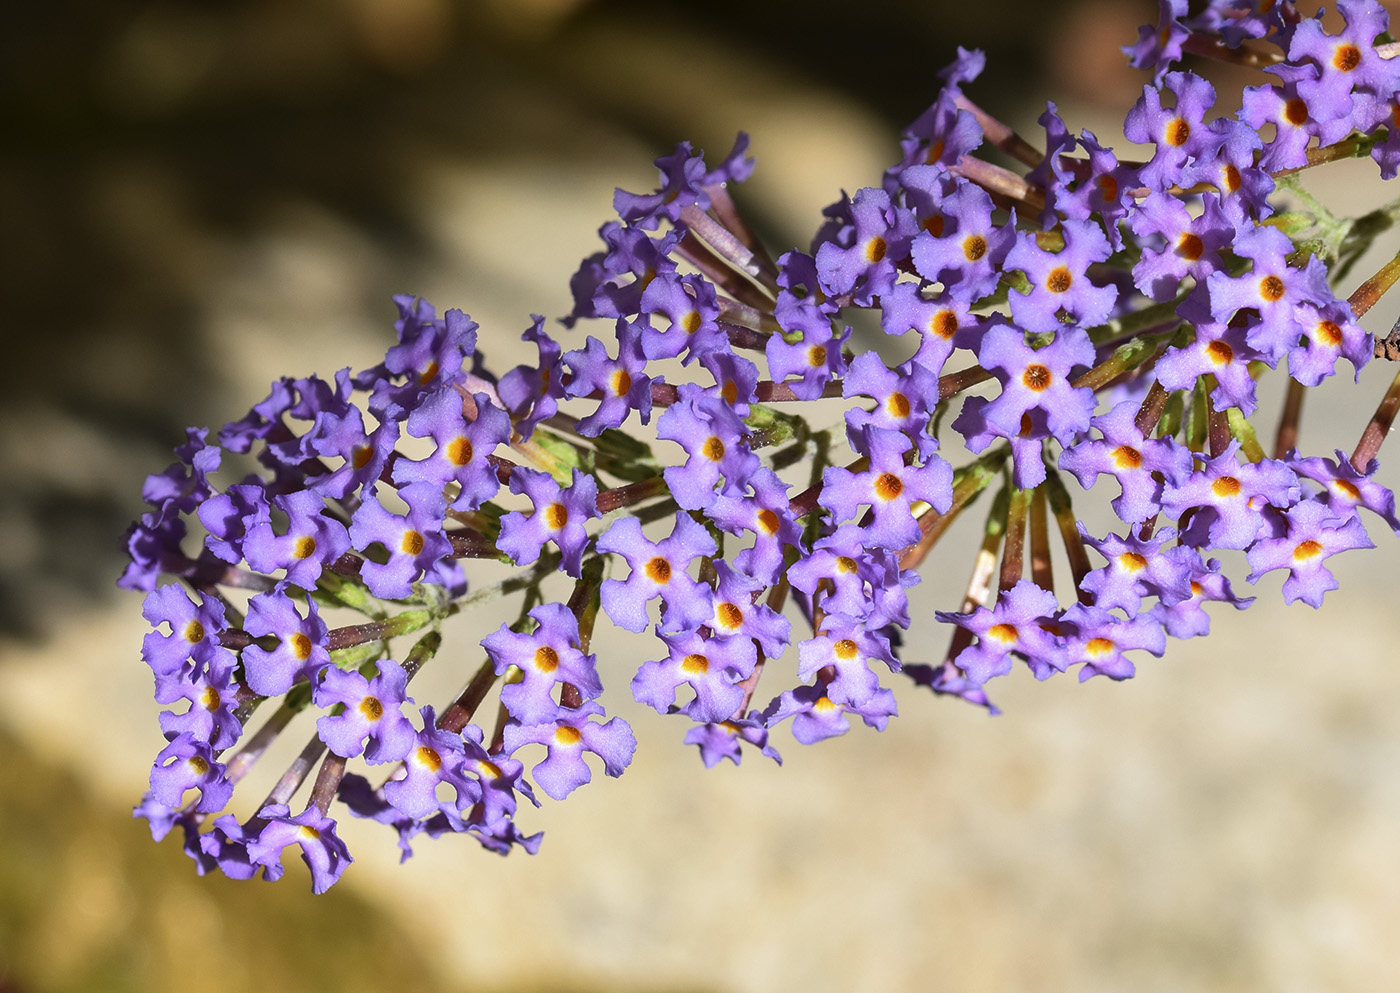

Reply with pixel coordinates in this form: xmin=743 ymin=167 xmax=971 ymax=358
xmin=124 ymin=0 xmax=1400 ymax=891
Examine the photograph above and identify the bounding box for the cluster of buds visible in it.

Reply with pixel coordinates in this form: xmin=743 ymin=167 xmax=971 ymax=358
xmin=124 ymin=0 xmax=1400 ymax=892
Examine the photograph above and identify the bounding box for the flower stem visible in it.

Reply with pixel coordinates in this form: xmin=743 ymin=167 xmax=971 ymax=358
xmin=1352 ymin=363 xmax=1400 ymax=469
xmin=1347 ymin=246 xmax=1400 ymax=319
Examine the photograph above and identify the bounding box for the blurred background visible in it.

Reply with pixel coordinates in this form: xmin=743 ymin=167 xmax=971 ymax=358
xmin=6 ymin=0 xmax=1400 ymax=990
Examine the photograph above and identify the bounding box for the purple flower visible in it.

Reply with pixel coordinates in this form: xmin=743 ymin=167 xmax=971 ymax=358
xmin=563 ymin=321 xmax=655 ymax=437
xmin=156 ymin=648 xmax=242 ymax=749
xmin=1123 ymin=0 xmax=1189 ymax=80
xmin=1129 ymin=192 xmax=1235 ymax=302
xmin=819 ymin=427 xmax=953 ymax=550
xmin=502 ymin=703 xmax=637 ymax=801
xmin=796 ymin=616 xmax=900 ymax=710
xmin=481 ymin=602 xmax=603 ymax=725
xmin=1149 ymin=552 xmax=1254 ymax=639
xmin=383 ymin=707 xmax=484 ymax=820
xmin=787 ymin=525 xmax=918 ymax=630
xmin=1058 ymin=400 xmax=1194 ymax=523
xmin=814 ymin=187 xmax=919 ymax=305
xmin=1155 ymin=308 xmax=1266 ymax=415
xmin=763 ymin=683 xmax=898 ymax=744
xmin=1123 ymin=71 xmax=1219 ymax=190
xmin=1246 ymin=499 xmax=1375 ymax=606
xmin=314 ymin=659 xmax=417 ymax=764
xmin=1205 ymin=224 xmax=1334 ymax=364
xmin=953 ymin=398 xmax=1054 ymax=490
xmin=639 ymin=272 xmax=726 ymax=364
xmin=935 ymin=580 xmax=1062 ymax=684
xmin=655 ymin=383 xmax=760 ymax=510
xmin=149 ymin=733 xmax=233 ymax=813
xmin=597 ymin=513 xmax=717 ymax=633
xmin=497 ymin=316 xmax=565 ymax=441
xmin=306 ymin=405 xmax=401 ymax=501
xmin=197 ymin=482 xmax=269 ymax=565
xmin=243 ymin=489 xmax=351 ymax=591
xmin=496 ymin=468 xmax=599 ymax=577
xmin=705 ymin=560 xmax=792 ymax=657
xmin=910 ymin=180 xmax=1016 ymax=302
xmin=1051 ymin=129 xmax=1139 ymax=248
xmin=1287 ymin=449 xmax=1400 ymax=532
xmin=1160 ymin=444 xmax=1301 ymax=550
xmin=241 ymin=590 xmax=330 ymax=697
xmin=1059 ymin=604 xmax=1167 ymax=682
xmin=1239 ymin=78 xmax=1352 ymax=174
xmin=1287 ymin=300 xmax=1372 ymax=386
xmin=842 ymin=352 xmax=942 ymax=459
xmin=348 ymin=482 xmax=457 ymax=600
xmin=391 ymin=388 xmax=510 ymax=512
xmin=141 ymin=584 xmax=228 ymax=680
xmin=764 ymin=312 xmax=850 ymax=401
xmin=1078 ymin=526 xmax=1194 ymax=613
xmin=1004 ymin=220 xmax=1117 ymax=333
xmin=631 ymin=628 xmax=756 ymax=723
xmin=1286 ymin=0 xmax=1400 ymax=130
xmin=974 ymin=321 xmax=1096 ymax=443
xmin=877 ymin=283 xmax=976 ymax=378
xmin=707 ymin=467 xmax=806 ymax=585
xmin=683 ymin=715 xmax=781 ymax=768
xmin=247 ymin=803 xmax=352 ymax=894
xmin=370 ymin=306 xmax=478 ymax=419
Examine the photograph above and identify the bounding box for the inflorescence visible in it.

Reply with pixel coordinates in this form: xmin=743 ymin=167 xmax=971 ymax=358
xmin=125 ymin=0 xmax=1400 ymax=891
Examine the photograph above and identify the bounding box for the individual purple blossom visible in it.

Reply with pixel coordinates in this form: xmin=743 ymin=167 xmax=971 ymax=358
xmin=814 ymin=187 xmax=919 ymax=305
xmin=348 ymin=482 xmax=457 ymax=600
xmin=314 ymin=659 xmax=417 ymax=764
xmin=305 ymin=404 xmax=400 ymax=501
xmin=705 ymin=559 xmax=792 ymax=657
xmin=156 ymin=648 xmax=242 ymax=749
xmin=575 ymin=224 xmax=683 ymax=323
xmin=1051 ymin=129 xmax=1140 ymax=248
xmin=787 ymin=525 xmax=918 ymax=630
xmin=199 ymin=813 xmax=267 ymax=881
xmin=843 ymin=352 xmax=941 ymax=459
xmin=910 ymin=180 xmax=1016 ymax=302
xmin=1205 ymin=223 xmax=1334 ymax=364
xmin=613 ymin=134 xmax=751 ymax=230
xmin=698 ymin=348 xmax=759 ymax=414
xmin=220 ymin=378 xmax=295 ymax=455
xmin=935 ymin=580 xmax=1062 ymax=684
xmin=1287 ymin=300 xmax=1372 ymax=386
xmin=877 ymin=282 xmax=976 ymax=377
xmin=796 ymin=616 xmax=900 ymax=709
xmin=496 ymin=468 xmax=600 ymax=577
xmin=197 ymin=482 xmax=269 ymax=565
xmin=632 ymin=627 xmax=757 ymax=723
xmin=1286 ymin=0 xmax=1400 ymax=130
xmin=953 ymin=398 xmax=1054 ymax=490
xmin=391 ymin=388 xmax=510 ymax=511
xmin=764 ymin=311 xmax=850 ymax=401
xmin=481 ymin=602 xmax=603 ymax=726
xmin=502 ymin=702 xmax=637 ymax=801
xmin=141 ymin=584 xmax=229 ymax=680
xmin=141 ymin=427 xmax=221 ymax=516
xmin=241 ymin=590 xmax=330 ymax=697
xmin=974 ymin=321 xmax=1096 ymax=443
xmin=1154 ymin=310 xmax=1266 ymax=415
xmin=638 ymin=272 xmax=726 ymax=363
xmin=1058 ymin=400 xmax=1194 ymax=523
xmin=458 ymin=723 xmax=539 ymax=833
xmin=887 ymin=46 xmax=986 ymax=184
xmin=247 ymin=803 xmax=352 ymax=894
xmin=563 ymin=321 xmax=655 ymax=437
xmin=149 ymin=733 xmax=232 ymax=813
xmin=655 ymin=383 xmax=760 ymax=511
xmin=119 ymin=503 xmax=189 ymax=592
xmin=369 ymin=306 xmax=477 ymax=419
xmin=597 ymin=512 xmax=717 ymax=633
xmin=1160 ymin=443 xmax=1301 ymax=550
xmin=1122 ymin=0 xmax=1190 ymax=81
xmin=243 ymin=489 xmax=351 ymax=591
xmin=1129 ymin=192 xmax=1235 ymax=302
xmin=1287 ymin=449 xmax=1400 ymax=532
xmin=684 ymin=716 xmax=781 ymax=768
xmin=763 ymin=682 xmax=898 ymax=744
xmin=1003 ymin=220 xmax=1117 ymax=333
xmin=382 ymin=707 xmax=483 ymax=820
xmin=1058 ymin=603 xmax=1167 ymax=681
xmin=1239 ymin=77 xmax=1353 ymax=174
xmin=1123 ymin=71 xmax=1220 ymax=190
xmin=1078 ymin=526 xmax=1194 ymax=613
xmin=497 ymin=316 xmax=565 ymax=441
xmin=1149 ymin=551 xmax=1254 ymax=638
xmin=1246 ymin=499 xmax=1375 ymax=606
xmin=706 ymin=467 xmax=805 ymax=585
xmin=819 ymin=427 xmax=953 ymax=550
xmin=1178 ymin=116 xmax=1275 ymax=224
